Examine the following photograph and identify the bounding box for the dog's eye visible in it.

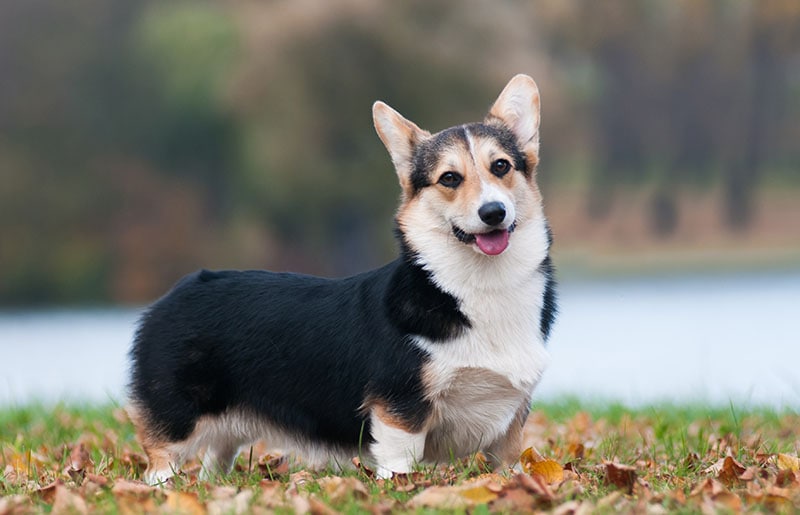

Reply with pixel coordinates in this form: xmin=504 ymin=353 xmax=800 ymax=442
xmin=438 ymin=172 xmax=463 ymax=188
xmin=490 ymin=159 xmax=511 ymax=177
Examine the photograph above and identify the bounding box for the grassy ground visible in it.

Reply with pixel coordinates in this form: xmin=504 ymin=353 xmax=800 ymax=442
xmin=1 ymin=399 xmax=798 ymax=513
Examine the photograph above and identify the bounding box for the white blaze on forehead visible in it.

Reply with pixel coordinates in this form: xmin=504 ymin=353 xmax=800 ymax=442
xmin=464 ymin=126 xmax=478 ymax=166
xmin=462 ymin=127 xmax=515 ymax=223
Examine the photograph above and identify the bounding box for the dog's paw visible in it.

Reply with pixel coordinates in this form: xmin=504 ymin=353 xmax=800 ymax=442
xmin=375 ymin=466 xmax=394 ymax=480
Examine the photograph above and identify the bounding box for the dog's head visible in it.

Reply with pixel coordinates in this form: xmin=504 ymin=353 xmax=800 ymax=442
xmin=373 ymin=74 xmax=543 ymax=260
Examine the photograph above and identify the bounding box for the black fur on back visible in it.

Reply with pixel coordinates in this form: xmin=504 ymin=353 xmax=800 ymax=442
xmin=128 ymin=247 xmax=470 ymax=445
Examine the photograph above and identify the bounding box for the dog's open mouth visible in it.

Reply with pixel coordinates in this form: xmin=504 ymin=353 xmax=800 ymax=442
xmin=452 ymin=222 xmax=517 ymax=256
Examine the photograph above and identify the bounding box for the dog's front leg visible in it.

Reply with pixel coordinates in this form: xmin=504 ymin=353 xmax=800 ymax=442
xmin=485 ymin=401 xmax=530 ymax=471
xmin=369 ymin=408 xmax=426 ymax=479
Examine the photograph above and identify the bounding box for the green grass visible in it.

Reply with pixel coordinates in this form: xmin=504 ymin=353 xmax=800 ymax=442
xmin=0 ymin=399 xmax=798 ymax=512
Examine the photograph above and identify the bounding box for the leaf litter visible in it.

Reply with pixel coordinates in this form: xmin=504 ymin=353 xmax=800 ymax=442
xmin=0 ymin=404 xmax=798 ymax=513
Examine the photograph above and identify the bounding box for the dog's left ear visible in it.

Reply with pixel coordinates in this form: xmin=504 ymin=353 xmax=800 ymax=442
xmin=486 ymin=74 xmax=541 ymax=160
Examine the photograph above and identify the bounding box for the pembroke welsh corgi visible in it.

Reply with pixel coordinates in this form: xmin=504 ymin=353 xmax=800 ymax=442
xmin=128 ymin=74 xmax=556 ymax=484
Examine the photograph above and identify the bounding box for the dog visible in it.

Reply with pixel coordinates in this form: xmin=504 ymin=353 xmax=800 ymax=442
xmin=127 ymin=74 xmax=556 ymax=484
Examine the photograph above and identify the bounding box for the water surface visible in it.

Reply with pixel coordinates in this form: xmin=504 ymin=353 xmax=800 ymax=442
xmin=1 ymin=272 xmax=797 ymax=407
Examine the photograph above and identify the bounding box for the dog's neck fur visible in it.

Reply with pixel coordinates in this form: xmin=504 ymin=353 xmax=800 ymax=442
xmin=396 ymin=207 xmax=552 ymax=393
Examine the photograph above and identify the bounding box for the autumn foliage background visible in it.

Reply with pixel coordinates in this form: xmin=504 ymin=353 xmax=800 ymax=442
xmin=1 ymin=0 xmax=799 ymax=306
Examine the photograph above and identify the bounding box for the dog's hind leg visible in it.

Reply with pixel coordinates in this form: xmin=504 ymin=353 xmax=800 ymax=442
xmin=199 ymin=443 xmax=240 ymax=481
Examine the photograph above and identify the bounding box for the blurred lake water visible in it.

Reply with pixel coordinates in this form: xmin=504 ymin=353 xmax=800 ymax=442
xmin=1 ymin=272 xmax=798 ymax=408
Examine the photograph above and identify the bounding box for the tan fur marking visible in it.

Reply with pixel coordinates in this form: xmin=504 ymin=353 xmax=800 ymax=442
xmin=143 ymin=444 xmax=176 ymax=476
xmin=422 ymin=366 xmax=528 ymax=462
xmin=485 ymin=401 xmax=530 ymax=468
xmin=370 ymin=402 xmax=419 ymax=433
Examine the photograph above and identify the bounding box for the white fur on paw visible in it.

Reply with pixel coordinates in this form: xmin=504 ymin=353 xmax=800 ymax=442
xmin=375 ymin=466 xmax=394 ymax=480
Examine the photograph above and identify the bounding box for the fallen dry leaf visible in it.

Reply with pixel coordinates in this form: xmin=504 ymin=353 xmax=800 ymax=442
xmin=85 ymin=473 xmax=110 ymax=487
xmin=689 ymin=478 xmax=727 ymax=498
xmin=603 ymin=462 xmax=637 ymax=495
xmin=111 ymin=479 xmax=160 ymax=498
xmin=567 ymin=442 xmax=585 ymax=460
xmin=709 ymin=490 xmax=742 ymax=511
xmin=308 ymin=495 xmax=338 ymax=515
xmin=775 ymin=469 xmax=798 ymax=488
xmin=207 ymin=490 xmax=252 ymax=515
xmin=527 ymin=459 xmax=565 ymax=484
xmin=515 ymin=472 xmax=556 ymax=501
xmin=776 ymin=453 xmax=800 ymax=472
xmin=164 ymin=491 xmax=205 ymax=515
xmin=714 ymin=456 xmax=746 ymax=486
xmin=408 ymin=485 xmax=470 ymax=510
xmin=290 ymin=494 xmax=311 ymax=514
xmin=317 ymin=476 xmax=369 ymax=504
xmin=520 ymin=446 xmax=565 ymax=484
xmin=491 ymin=485 xmax=537 ymax=512
xmin=0 ymin=495 xmax=29 ymax=515
xmin=457 ymin=484 xmax=498 ymax=505
xmin=52 ymin=485 xmax=88 ymax=515
xmin=33 ymin=480 xmax=62 ymax=504
xmin=69 ymin=442 xmax=91 ymax=472
xmin=408 ymin=477 xmax=504 ymax=509
xmin=257 ymin=453 xmax=289 ymax=477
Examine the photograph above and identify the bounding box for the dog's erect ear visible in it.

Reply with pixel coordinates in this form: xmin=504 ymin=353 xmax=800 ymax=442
xmin=486 ymin=74 xmax=541 ymax=158
xmin=373 ymin=101 xmax=430 ymax=184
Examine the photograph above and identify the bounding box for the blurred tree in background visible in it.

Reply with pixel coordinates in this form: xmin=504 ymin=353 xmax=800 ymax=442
xmin=0 ymin=0 xmax=798 ymax=306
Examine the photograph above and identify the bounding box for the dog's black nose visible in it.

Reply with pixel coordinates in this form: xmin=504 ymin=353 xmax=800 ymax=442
xmin=478 ymin=201 xmax=506 ymax=226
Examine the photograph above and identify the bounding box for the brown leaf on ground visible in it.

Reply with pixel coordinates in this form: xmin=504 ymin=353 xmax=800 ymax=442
xmin=33 ymin=480 xmax=62 ymax=504
xmin=308 ymin=495 xmax=338 ymax=515
xmin=515 ymin=472 xmax=556 ymax=501
xmin=491 ymin=486 xmax=537 ymax=512
xmin=603 ymin=462 xmax=637 ymax=494
xmin=351 ymin=457 xmax=374 ymax=478
xmin=52 ymin=485 xmax=88 ymax=515
xmin=745 ymin=486 xmax=796 ymax=511
xmin=286 ymin=471 xmax=314 ymax=496
xmin=290 ymin=494 xmax=311 ymax=514
xmin=119 ymin=451 xmax=148 ymax=476
xmin=528 ymin=459 xmax=565 ymax=484
xmin=408 ymin=477 xmax=503 ymax=509
xmin=520 ymin=446 xmax=565 ymax=484
xmin=0 ymin=494 xmax=29 ymax=515
xmin=408 ymin=485 xmax=470 ymax=510
xmin=317 ymin=476 xmax=369 ymax=504
xmin=69 ymin=442 xmax=91 ymax=472
xmin=689 ymin=477 xmax=726 ymax=498
xmin=708 ymin=490 xmax=742 ymax=511
xmin=163 ymin=491 xmax=205 ymax=515
xmin=207 ymin=490 xmax=252 ymax=515
xmin=776 ymin=453 xmax=800 ymax=472
xmin=85 ymin=473 xmax=110 ymax=487
xmin=257 ymin=453 xmax=289 ymax=477
xmin=775 ymin=469 xmax=798 ymax=488
xmin=259 ymin=479 xmax=286 ymax=508
xmin=112 ymin=479 xmax=160 ymax=498
xmin=567 ymin=442 xmax=585 ymax=460
xmin=714 ymin=456 xmax=747 ymax=486
xmin=683 ymin=452 xmax=700 ymax=472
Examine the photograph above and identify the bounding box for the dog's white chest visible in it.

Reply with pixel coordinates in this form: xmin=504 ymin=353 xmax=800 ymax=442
xmin=414 ymin=282 xmax=550 ymax=459
xmin=416 ymin=277 xmax=550 ymax=394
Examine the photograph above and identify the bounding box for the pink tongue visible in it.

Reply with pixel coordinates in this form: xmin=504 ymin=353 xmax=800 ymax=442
xmin=474 ymin=229 xmax=510 ymax=255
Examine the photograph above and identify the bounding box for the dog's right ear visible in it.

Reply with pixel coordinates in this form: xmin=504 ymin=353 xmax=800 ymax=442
xmin=373 ymin=101 xmax=430 ymax=186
